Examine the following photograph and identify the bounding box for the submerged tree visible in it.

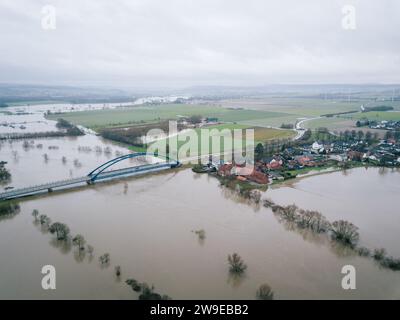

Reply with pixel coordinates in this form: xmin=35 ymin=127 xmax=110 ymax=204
xmin=330 ymin=220 xmax=359 ymax=247
xmin=39 ymin=214 xmax=51 ymax=227
xmin=99 ymin=253 xmax=110 ymax=265
xmin=256 ymin=284 xmax=274 ymax=300
xmin=49 ymin=222 xmax=70 ymax=240
xmin=72 ymin=234 xmax=86 ymax=251
xmin=31 ymin=209 xmax=39 ymax=221
xmin=282 ymin=204 xmax=298 ymax=221
xmin=228 ymin=253 xmax=247 ymax=274
xmin=296 ymin=209 xmax=330 ymax=233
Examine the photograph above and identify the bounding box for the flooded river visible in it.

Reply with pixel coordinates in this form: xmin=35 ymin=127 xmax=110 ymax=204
xmin=0 ymin=104 xmax=399 ymax=299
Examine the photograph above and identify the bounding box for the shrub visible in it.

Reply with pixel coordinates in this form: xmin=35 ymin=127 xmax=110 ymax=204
xmin=126 ymin=279 xmax=142 ymax=292
xmin=380 ymin=257 xmax=400 ymax=271
xmin=256 ymin=284 xmax=274 ymax=300
xmin=194 ymin=229 xmax=206 ymax=240
xmin=372 ymin=248 xmax=386 ymax=261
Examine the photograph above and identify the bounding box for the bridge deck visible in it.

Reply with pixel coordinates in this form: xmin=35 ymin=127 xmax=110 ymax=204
xmin=0 ymin=162 xmax=175 ymax=201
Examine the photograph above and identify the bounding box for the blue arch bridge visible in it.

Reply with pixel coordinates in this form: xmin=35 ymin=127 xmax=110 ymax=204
xmin=0 ymin=153 xmax=180 ymax=201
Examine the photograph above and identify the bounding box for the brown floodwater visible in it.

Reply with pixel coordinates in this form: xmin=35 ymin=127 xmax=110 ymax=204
xmin=0 ymin=166 xmax=400 ymax=299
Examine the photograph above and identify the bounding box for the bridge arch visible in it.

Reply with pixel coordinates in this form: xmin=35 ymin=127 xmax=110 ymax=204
xmin=87 ymin=152 xmax=179 ymax=182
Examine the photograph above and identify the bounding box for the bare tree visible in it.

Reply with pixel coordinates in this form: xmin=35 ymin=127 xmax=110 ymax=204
xmin=330 ymin=220 xmax=359 ymax=247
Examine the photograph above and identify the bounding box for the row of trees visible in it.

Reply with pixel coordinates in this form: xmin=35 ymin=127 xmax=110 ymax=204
xmin=263 ymin=200 xmax=400 ymax=271
xmin=265 ymin=202 xmax=360 ymax=247
xmin=32 ymin=209 xmax=175 ymax=299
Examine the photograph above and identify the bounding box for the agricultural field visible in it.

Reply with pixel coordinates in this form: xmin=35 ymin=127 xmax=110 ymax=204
xmin=220 ymin=97 xmax=363 ymax=116
xmin=303 ymin=117 xmax=353 ymax=130
xmin=139 ymin=123 xmax=294 ymax=156
xmin=340 ymin=111 xmax=400 ymax=121
xmin=47 ymin=103 xmax=290 ymax=129
xmin=238 ymin=114 xmax=303 ymax=128
xmin=200 ymin=123 xmax=295 ymax=142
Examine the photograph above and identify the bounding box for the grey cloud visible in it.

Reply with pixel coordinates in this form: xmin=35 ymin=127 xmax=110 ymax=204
xmin=0 ymin=0 xmax=399 ymax=87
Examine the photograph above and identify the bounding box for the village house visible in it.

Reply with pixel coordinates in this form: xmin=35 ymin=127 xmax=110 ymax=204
xmin=296 ymin=155 xmax=315 ymax=167
xmin=217 ymin=163 xmax=269 ymax=184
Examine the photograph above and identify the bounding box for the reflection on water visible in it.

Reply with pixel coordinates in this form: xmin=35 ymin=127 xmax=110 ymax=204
xmin=227 ymin=272 xmax=247 ymax=289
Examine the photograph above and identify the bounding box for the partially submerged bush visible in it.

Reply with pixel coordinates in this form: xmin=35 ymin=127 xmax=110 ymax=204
xmin=126 ymin=280 xmax=171 ymax=300
xmin=380 ymin=256 xmax=400 ymax=271
xmin=194 ymin=229 xmax=206 ymax=240
xmin=372 ymin=248 xmax=386 ymax=261
xmin=256 ymin=284 xmax=274 ymax=300
xmin=126 ymin=279 xmax=142 ymax=292
xmin=139 ymin=283 xmax=170 ymax=300
xmin=115 ymin=265 xmax=121 ymax=277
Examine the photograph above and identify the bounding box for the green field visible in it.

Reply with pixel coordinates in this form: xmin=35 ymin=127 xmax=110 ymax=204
xmin=304 ymin=117 xmax=352 ymax=130
xmin=139 ymin=123 xmax=294 ymax=157
xmin=220 ymin=97 xmax=364 ymax=116
xmin=47 ymin=104 xmax=290 ymax=129
xmin=340 ymin=111 xmax=400 ymax=121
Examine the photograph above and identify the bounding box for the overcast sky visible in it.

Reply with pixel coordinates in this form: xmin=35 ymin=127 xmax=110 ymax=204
xmin=1 ymin=0 xmax=399 ymax=88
